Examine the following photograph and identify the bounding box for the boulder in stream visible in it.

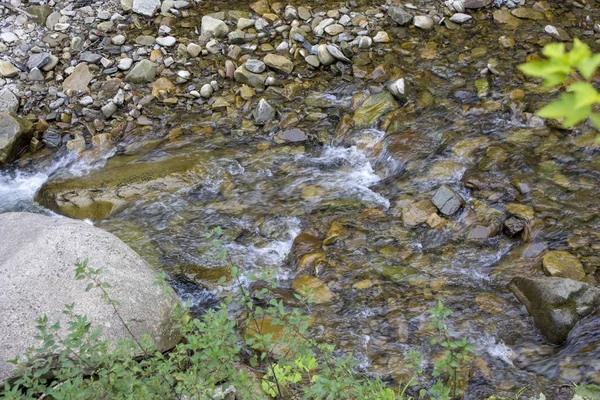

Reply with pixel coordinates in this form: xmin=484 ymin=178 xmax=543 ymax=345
xmin=0 ymin=212 xmax=181 ymax=384
xmin=0 ymin=112 xmax=34 ymax=166
xmin=509 ymin=276 xmax=600 ymax=344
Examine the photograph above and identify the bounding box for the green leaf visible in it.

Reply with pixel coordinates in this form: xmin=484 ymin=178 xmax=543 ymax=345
xmin=577 ymin=53 xmax=600 ymax=80
xmin=568 ymin=38 xmax=591 ymax=66
xmin=569 ymin=82 xmax=599 ymax=108
xmin=536 ymin=94 xmax=575 ymax=118
xmin=542 ymin=42 xmax=565 ymax=59
xmin=589 ymin=113 xmax=600 ymax=129
xmin=563 ymin=104 xmax=592 ymax=128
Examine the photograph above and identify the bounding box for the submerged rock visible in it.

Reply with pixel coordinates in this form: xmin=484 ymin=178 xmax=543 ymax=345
xmin=509 ymin=276 xmax=600 ymax=344
xmin=431 ymin=185 xmax=463 ymax=216
xmin=352 ymin=92 xmax=398 ymax=128
xmin=0 ymin=112 xmax=34 ymax=166
xmin=542 ymin=251 xmax=585 ymax=281
xmin=35 ymin=154 xmax=206 ymax=221
xmin=291 ymin=275 xmax=334 ymax=304
xmin=402 ymin=199 xmax=436 ymax=227
xmin=0 ymin=212 xmax=181 ymax=384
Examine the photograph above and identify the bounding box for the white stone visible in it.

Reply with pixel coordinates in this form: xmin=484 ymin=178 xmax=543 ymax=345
xmin=156 ymin=36 xmax=176 ymax=47
xmin=450 ymin=13 xmax=472 ymax=24
xmin=201 ymin=15 xmax=229 ymax=38
xmin=132 ymin=0 xmax=161 ymax=17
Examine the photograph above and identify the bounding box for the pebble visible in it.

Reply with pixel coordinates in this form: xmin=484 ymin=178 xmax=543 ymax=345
xmin=200 ymin=83 xmax=213 ymax=98
xmin=373 ymin=31 xmax=390 ymax=43
xmin=413 ymin=15 xmax=434 ymax=30
xmin=118 ymin=58 xmax=133 ymax=70
xmin=156 ymin=36 xmax=176 ymax=47
xmin=450 ymin=13 xmax=473 ymax=23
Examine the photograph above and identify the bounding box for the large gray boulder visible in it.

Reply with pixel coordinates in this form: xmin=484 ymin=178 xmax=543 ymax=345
xmin=0 ymin=112 xmax=34 ymax=166
xmin=509 ymin=276 xmax=600 ymax=344
xmin=0 ymin=212 xmax=181 ymax=384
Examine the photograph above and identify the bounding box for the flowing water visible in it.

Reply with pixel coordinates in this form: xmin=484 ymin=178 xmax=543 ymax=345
xmin=2 ymin=1 xmax=600 ymax=398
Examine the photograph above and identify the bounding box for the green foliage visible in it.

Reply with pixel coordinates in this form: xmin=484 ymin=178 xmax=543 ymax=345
xmin=518 ymin=38 xmax=600 ymax=135
xmin=2 ymin=229 xmax=474 ymax=400
xmin=428 ymin=301 xmax=473 ymax=400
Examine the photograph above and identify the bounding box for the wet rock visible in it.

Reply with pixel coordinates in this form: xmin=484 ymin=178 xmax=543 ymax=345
xmin=504 ymin=217 xmax=526 ymax=236
xmin=388 ymin=6 xmax=413 ymax=26
xmin=179 ymin=265 xmax=232 ymax=290
xmin=201 ymin=16 xmax=229 ymax=38
xmin=125 ymin=60 xmax=157 ymax=84
xmin=450 ymin=13 xmax=472 ymax=24
xmin=509 ymin=276 xmax=600 ymax=344
xmin=263 ymin=54 xmax=293 ymax=74
xmin=132 ymin=0 xmax=160 ymax=16
xmin=62 ymin=63 xmax=93 ymax=92
xmin=493 ymin=10 xmax=521 ymax=28
xmin=250 ymin=0 xmax=270 ymax=15
xmin=0 ymin=212 xmax=181 ymax=384
xmin=544 ymin=25 xmax=570 ymax=41
xmin=413 ymin=15 xmax=434 ymax=30
xmin=326 ymin=44 xmax=351 ymax=63
xmin=35 ymin=155 xmax=205 ymax=221
xmin=317 ymin=44 xmax=336 ymax=66
xmin=402 ymin=199 xmax=436 ymax=227
xmin=0 ymin=112 xmax=34 ymax=165
xmin=353 ymin=92 xmax=398 ymax=128
xmin=254 ymin=98 xmax=275 ymax=125
xmin=245 ymin=59 xmax=266 ymax=73
xmin=432 ymin=185 xmax=463 ymax=216
xmin=0 ymin=61 xmax=19 ymax=78
xmin=511 ymin=8 xmax=545 ymax=20
xmin=234 ymin=65 xmax=266 ymax=88
xmin=291 ymin=276 xmax=334 ymax=304
xmin=0 ymin=89 xmax=19 ymax=114
xmin=277 ymin=129 xmax=307 ymax=142
xmin=504 ymin=203 xmax=534 ymax=221
xmin=151 ymin=77 xmax=175 ymax=98
xmin=373 ymin=31 xmax=390 ymax=43
xmin=542 ymin=251 xmax=585 ymax=281
xmin=463 ymin=0 xmax=493 ymax=8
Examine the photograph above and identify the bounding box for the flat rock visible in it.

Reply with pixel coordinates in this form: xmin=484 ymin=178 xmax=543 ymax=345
xmin=245 ymin=59 xmax=266 ymax=73
xmin=278 ymin=129 xmax=307 ymax=142
xmin=0 ymin=212 xmax=181 ymax=384
xmin=0 ymin=61 xmax=19 ymax=78
xmin=413 ymin=15 xmax=434 ymax=30
xmin=542 ymin=251 xmax=585 ymax=281
xmin=125 ymin=60 xmax=157 ymax=84
xmin=509 ymin=276 xmax=600 ymax=344
xmin=27 ymin=53 xmax=50 ymax=70
xmin=132 ymin=0 xmax=161 ymax=16
xmin=263 ymin=53 xmax=294 ymax=74
xmin=388 ymin=6 xmax=413 ymax=25
xmin=292 ymin=276 xmax=334 ymax=304
xmin=62 ymin=63 xmax=93 ymax=92
xmin=450 ymin=13 xmax=472 ymax=24
xmin=463 ymin=0 xmax=493 ymax=8
xmin=352 ymin=92 xmax=398 ymax=128
xmin=402 ymin=199 xmax=436 ymax=227
xmin=0 ymin=89 xmax=19 ymax=114
xmin=234 ymin=65 xmax=267 ymax=88
xmin=432 ymin=185 xmax=463 ymax=216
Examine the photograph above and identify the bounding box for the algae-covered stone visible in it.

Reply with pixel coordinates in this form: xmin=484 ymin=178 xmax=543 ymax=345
xmin=505 ymin=203 xmax=534 ymax=221
xmin=352 ymin=92 xmax=398 ymax=128
xmin=0 ymin=112 xmax=34 ymax=165
xmin=542 ymin=251 xmax=585 ymax=281
xmin=292 ymin=275 xmax=334 ymax=304
xmin=509 ymin=276 xmax=600 ymax=344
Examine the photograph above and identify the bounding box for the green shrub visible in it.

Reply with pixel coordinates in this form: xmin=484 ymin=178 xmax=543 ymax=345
xmin=518 ymin=38 xmax=600 ymax=140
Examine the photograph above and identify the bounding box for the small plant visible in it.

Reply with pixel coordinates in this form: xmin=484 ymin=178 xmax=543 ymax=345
xmin=428 ymin=300 xmax=473 ymax=399
xmin=518 ymin=38 xmax=600 ymax=139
